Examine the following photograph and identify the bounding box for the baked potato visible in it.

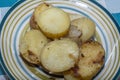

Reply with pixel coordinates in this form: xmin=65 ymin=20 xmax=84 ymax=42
xmin=19 ymin=30 xmax=48 ymax=65
xmin=71 ymin=17 xmax=96 ymax=42
xmin=64 ymin=41 xmax=105 ymax=80
xmin=40 ymin=39 xmax=79 ymax=72
xmin=36 ymin=7 xmax=70 ymax=39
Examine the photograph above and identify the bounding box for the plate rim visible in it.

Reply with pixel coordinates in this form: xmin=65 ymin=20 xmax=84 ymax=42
xmin=0 ymin=0 xmax=120 ymax=80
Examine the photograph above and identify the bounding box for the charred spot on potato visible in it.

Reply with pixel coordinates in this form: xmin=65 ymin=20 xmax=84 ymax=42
xmin=27 ymin=50 xmax=40 ymax=63
xmin=81 ymin=53 xmax=85 ymax=57
xmin=72 ymin=65 xmax=80 ymax=77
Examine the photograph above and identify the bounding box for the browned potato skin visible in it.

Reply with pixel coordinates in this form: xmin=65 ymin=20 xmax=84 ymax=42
xmin=20 ymin=50 xmax=40 ymax=65
xmin=64 ymin=41 xmax=105 ymax=80
xmin=30 ymin=15 xmax=40 ymax=29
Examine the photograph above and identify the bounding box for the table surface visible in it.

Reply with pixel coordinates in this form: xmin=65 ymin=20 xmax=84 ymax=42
xmin=0 ymin=0 xmax=120 ymax=80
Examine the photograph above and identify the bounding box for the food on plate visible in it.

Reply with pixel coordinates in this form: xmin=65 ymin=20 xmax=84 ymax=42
xmin=30 ymin=15 xmax=40 ymax=29
xmin=64 ymin=41 xmax=105 ymax=80
xmin=30 ymin=3 xmax=52 ymax=29
xmin=71 ymin=17 xmax=95 ymax=42
xmin=69 ymin=13 xmax=83 ymax=21
xmin=67 ymin=25 xmax=82 ymax=45
xmin=19 ymin=30 xmax=48 ymax=65
xmin=36 ymin=7 xmax=70 ymax=39
xmin=64 ymin=70 xmax=81 ymax=80
xmin=19 ymin=2 xmax=105 ymax=79
xmin=40 ymin=39 xmax=79 ymax=72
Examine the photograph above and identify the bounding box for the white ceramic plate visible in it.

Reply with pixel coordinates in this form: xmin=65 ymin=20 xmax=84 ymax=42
xmin=0 ymin=0 xmax=120 ymax=80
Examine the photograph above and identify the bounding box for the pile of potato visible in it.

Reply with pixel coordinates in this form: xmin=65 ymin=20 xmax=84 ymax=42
xmin=19 ymin=3 xmax=105 ymax=80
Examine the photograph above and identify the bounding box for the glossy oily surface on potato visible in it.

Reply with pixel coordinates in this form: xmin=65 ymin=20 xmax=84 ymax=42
xmin=19 ymin=30 xmax=48 ymax=65
xmin=37 ymin=7 xmax=70 ymax=39
xmin=40 ymin=39 xmax=79 ymax=72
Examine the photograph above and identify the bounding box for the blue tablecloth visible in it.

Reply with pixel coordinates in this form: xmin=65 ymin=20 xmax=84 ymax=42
xmin=0 ymin=0 xmax=120 ymax=80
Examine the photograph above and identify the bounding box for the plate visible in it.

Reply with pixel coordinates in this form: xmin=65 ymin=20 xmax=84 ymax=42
xmin=0 ymin=0 xmax=120 ymax=80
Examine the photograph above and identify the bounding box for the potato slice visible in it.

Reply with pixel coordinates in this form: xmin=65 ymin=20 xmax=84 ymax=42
xmin=30 ymin=3 xmax=52 ymax=29
xmin=40 ymin=39 xmax=79 ymax=72
xmin=37 ymin=7 xmax=70 ymax=39
xmin=78 ymin=41 xmax=105 ymax=80
xmin=19 ymin=30 xmax=48 ymax=65
xmin=64 ymin=41 xmax=105 ymax=80
xmin=71 ymin=17 xmax=95 ymax=42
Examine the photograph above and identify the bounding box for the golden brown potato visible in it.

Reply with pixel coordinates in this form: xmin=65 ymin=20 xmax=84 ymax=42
xmin=19 ymin=30 xmax=48 ymax=65
xmin=36 ymin=7 xmax=70 ymax=39
xmin=64 ymin=41 xmax=105 ymax=80
xmin=71 ymin=17 xmax=96 ymax=42
xmin=30 ymin=3 xmax=52 ymax=29
xmin=77 ymin=41 xmax=105 ymax=80
xmin=40 ymin=39 xmax=79 ymax=73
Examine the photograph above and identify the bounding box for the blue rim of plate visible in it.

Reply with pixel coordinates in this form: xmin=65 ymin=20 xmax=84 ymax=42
xmin=0 ymin=0 xmax=120 ymax=80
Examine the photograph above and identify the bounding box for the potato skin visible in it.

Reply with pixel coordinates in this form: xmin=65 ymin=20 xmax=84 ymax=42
xmin=30 ymin=15 xmax=40 ymax=29
xmin=40 ymin=39 xmax=79 ymax=73
xmin=71 ymin=17 xmax=96 ymax=42
xmin=19 ymin=30 xmax=48 ymax=65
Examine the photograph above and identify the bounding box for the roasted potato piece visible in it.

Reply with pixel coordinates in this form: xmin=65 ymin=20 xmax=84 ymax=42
xmin=40 ymin=39 xmax=79 ymax=72
xmin=37 ymin=7 xmax=70 ymax=39
xmin=19 ymin=30 xmax=48 ymax=65
xmin=30 ymin=3 xmax=52 ymax=29
xmin=71 ymin=17 xmax=95 ymax=42
xmin=64 ymin=41 xmax=105 ymax=80
xmin=78 ymin=41 xmax=105 ymax=80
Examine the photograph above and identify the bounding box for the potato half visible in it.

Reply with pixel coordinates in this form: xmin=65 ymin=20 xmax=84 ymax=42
xmin=19 ymin=30 xmax=48 ymax=65
xmin=64 ymin=41 xmax=105 ymax=80
xmin=40 ymin=39 xmax=79 ymax=72
xmin=37 ymin=7 xmax=70 ymax=39
xmin=71 ymin=17 xmax=95 ymax=42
